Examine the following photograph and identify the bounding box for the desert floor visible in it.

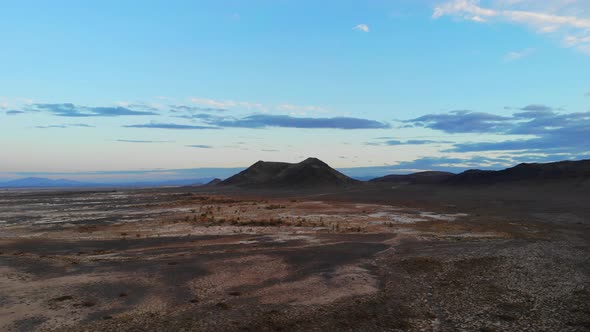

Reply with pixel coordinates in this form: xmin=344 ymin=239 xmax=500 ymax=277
xmin=0 ymin=183 xmax=589 ymax=331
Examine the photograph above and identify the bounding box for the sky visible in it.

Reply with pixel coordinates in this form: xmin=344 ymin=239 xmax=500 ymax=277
xmin=1 ymin=0 xmax=590 ymax=182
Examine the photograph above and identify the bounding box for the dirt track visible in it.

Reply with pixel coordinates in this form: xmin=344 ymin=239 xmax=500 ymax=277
xmin=1 ymin=184 xmax=589 ymax=331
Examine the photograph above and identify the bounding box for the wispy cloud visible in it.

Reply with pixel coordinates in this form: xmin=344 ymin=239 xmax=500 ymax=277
xmin=189 ymin=97 xmax=328 ymax=114
xmin=406 ymin=110 xmax=513 ymax=133
xmin=35 ymin=124 xmax=95 ymax=129
xmin=383 ymin=156 xmax=513 ymax=172
xmin=6 ymin=110 xmax=25 ymax=115
xmin=185 ymin=144 xmax=212 ymax=149
xmin=276 ymin=103 xmax=329 ymax=114
xmin=115 ymin=139 xmax=173 ymax=143
xmin=353 ymin=24 xmax=370 ymax=32
xmin=433 ymin=0 xmax=590 ymax=53
xmin=189 ymin=97 xmax=263 ymax=110
xmin=366 ymin=138 xmax=454 ymax=146
xmin=123 ymin=123 xmax=221 ymax=130
xmin=504 ymin=48 xmax=535 ymax=61
xmin=385 ymin=139 xmax=454 ymax=145
xmin=170 ymin=105 xmax=227 ymax=113
xmin=201 ymin=114 xmax=390 ymax=129
xmin=28 ymin=103 xmax=158 ymax=117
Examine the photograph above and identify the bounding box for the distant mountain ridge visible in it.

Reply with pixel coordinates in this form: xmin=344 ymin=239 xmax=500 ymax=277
xmin=0 ymin=177 xmax=214 ymax=188
xmin=4 ymin=159 xmax=589 ymax=189
xmin=370 ymin=159 xmax=590 ymax=185
xmin=447 ymin=159 xmax=590 ymax=184
xmin=370 ymin=171 xmax=454 ymax=184
xmin=219 ymin=157 xmax=358 ymax=188
xmin=0 ymin=177 xmax=89 ymax=188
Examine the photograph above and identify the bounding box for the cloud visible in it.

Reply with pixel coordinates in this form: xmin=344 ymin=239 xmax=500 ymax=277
xmin=433 ymin=0 xmax=590 ymax=53
xmin=188 ymin=97 xmax=328 ymax=114
xmin=189 ymin=97 xmax=263 ymax=110
xmin=511 ymin=104 xmax=556 ymax=119
xmin=6 ymin=110 xmax=25 ymax=115
xmin=35 ymin=124 xmax=95 ymax=129
xmin=169 ymin=105 xmax=227 ymax=113
xmin=504 ymin=48 xmax=535 ymax=61
xmin=116 ymin=102 xmax=162 ymax=112
xmin=450 ymin=123 xmax=590 ymax=153
xmin=386 ymin=139 xmax=453 ymax=145
xmin=585 ymin=91 xmax=590 ymax=96
xmin=116 ymin=139 xmax=173 ymax=143
xmin=35 ymin=125 xmax=69 ymax=129
xmin=353 ymin=24 xmax=370 ymax=32
xmin=185 ymin=144 xmax=212 ymax=149
xmin=406 ymin=110 xmax=513 ymax=133
xmin=339 ymin=155 xmax=551 ymax=177
xmin=518 ymin=104 xmax=554 ymax=112
xmin=405 ymin=106 xmax=590 ymax=154
xmin=202 ymin=114 xmax=390 ymax=129
xmin=123 ymin=123 xmax=221 ymax=130
xmin=386 ymin=156 xmax=512 ymax=172
xmin=378 ymin=153 xmax=582 ymax=173
xmin=173 ymin=113 xmax=221 ymax=120
xmin=366 ymin=138 xmax=454 ymax=146
xmin=28 ymin=103 xmax=158 ymax=117
xmin=276 ymin=103 xmax=328 ymax=114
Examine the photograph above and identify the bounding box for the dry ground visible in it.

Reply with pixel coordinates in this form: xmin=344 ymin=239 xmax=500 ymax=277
xmin=0 ymin=183 xmax=589 ymax=331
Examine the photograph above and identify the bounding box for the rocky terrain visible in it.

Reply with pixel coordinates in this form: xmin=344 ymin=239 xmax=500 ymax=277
xmin=0 ymin=177 xmax=589 ymax=331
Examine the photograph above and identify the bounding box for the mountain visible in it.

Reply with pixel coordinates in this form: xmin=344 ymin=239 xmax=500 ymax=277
xmin=447 ymin=159 xmax=590 ymax=184
xmin=370 ymin=171 xmax=454 ymax=184
xmin=113 ymin=178 xmax=214 ymax=187
xmin=219 ymin=157 xmax=358 ymax=188
xmin=0 ymin=177 xmax=214 ymax=188
xmin=0 ymin=177 xmax=89 ymax=188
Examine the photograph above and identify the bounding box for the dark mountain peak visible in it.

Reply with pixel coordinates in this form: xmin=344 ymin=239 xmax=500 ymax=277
xmin=300 ymin=157 xmax=327 ymax=166
xmin=219 ymin=158 xmax=357 ymax=188
xmin=206 ymin=178 xmax=222 ymax=186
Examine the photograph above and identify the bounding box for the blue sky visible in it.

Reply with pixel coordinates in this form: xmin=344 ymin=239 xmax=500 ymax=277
xmin=1 ymin=0 xmax=589 ymax=181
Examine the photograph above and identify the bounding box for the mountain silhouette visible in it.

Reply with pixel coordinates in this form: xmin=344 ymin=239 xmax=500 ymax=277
xmin=447 ymin=159 xmax=590 ymax=184
xmin=219 ymin=157 xmax=358 ymax=188
xmin=370 ymin=171 xmax=454 ymax=184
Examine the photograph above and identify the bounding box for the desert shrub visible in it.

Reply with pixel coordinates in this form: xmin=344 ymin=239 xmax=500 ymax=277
xmin=265 ymin=204 xmax=285 ymax=210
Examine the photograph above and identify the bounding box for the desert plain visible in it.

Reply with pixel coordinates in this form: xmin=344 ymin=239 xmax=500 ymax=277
xmin=0 ymin=181 xmax=589 ymax=331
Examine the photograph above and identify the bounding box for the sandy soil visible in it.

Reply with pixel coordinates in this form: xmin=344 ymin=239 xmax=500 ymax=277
xmin=0 ymin=184 xmax=589 ymax=331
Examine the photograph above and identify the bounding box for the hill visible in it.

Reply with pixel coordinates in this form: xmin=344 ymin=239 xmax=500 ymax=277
xmin=219 ymin=157 xmax=358 ymax=188
xmin=204 ymin=178 xmax=222 ymax=186
xmin=370 ymin=171 xmax=454 ymax=184
xmin=0 ymin=177 xmax=89 ymax=188
xmin=448 ymin=159 xmax=590 ymax=184
xmin=0 ymin=177 xmax=214 ymax=188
